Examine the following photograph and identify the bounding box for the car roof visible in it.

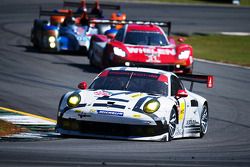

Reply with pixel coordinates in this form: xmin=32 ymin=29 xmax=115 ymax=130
xmin=126 ymin=24 xmax=164 ymax=34
xmin=104 ymin=66 xmax=174 ymax=78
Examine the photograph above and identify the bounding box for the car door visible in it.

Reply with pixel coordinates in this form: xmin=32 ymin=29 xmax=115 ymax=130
xmin=170 ymin=75 xmax=190 ymax=137
xmin=171 ymin=75 xmax=201 ymax=138
xmin=171 ymin=75 xmax=187 ymax=120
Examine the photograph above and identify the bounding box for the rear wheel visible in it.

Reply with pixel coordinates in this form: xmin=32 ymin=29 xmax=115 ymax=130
xmin=88 ymin=44 xmax=95 ymax=66
xmin=169 ymin=107 xmax=177 ymax=140
xmin=102 ymin=46 xmax=113 ymax=69
xmin=200 ymin=104 xmax=209 ymax=138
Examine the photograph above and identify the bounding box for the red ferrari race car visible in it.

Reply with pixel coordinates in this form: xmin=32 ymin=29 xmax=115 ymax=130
xmin=88 ymin=20 xmax=194 ymax=74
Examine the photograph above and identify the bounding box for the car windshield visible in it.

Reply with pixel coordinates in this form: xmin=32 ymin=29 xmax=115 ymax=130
xmin=124 ymin=31 xmax=168 ymax=46
xmin=89 ymin=71 xmax=168 ymax=96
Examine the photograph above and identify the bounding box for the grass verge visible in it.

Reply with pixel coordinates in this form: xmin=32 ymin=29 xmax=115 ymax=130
xmin=180 ymin=34 xmax=250 ymax=66
xmin=0 ymin=119 xmax=27 ymax=137
xmin=136 ymin=0 xmax=250 ymax=6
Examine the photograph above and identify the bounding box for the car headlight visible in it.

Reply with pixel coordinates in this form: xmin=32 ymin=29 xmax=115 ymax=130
xmin=178 ymin=50 xmax=190 ymax=59
xmin=67 ymin=94 xmax=81 ymax=108
xmin=48 ymin=36 xmax=56 ymax=43
xmin=49 ymin=42 xmax=56 ymax=48
xmin=113 ymin=47 xmax=126 ymax=57
xmin=143 ymin=99 xmax=160 ymax=114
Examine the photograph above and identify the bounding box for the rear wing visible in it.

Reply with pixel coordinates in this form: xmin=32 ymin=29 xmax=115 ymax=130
xmin=63 ymin=1 xmax=121 ymax=10
xmin=39 ymin=7 xmax=97 ymax=18
xmin=178 ymin=74 xmax=214 ymax=91
xmin=90 ymin=19 xmax=172 ymax=36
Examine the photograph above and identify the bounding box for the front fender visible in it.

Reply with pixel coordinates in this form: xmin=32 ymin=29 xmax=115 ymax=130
xmin=156 ymin=97 xmax=176 ymax=125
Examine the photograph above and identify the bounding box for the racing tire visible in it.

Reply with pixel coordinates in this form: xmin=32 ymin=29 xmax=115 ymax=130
xmin=183 ymin=64 xmax=193 ymax=74
xmin=168 ymin=107 xmax=178 ymax=140
xmin=31 ymin=30 xmax=39 ymax=49
xmin=102 ymin=47 xmax=112 ymax=69
xmin=200 ymin=104 xmax=209 ymax=138
xmin=88 ymin=44 xmax=95 ymax=66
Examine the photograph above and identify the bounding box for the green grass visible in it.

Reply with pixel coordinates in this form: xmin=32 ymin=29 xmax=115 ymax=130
xmin=136 ymin=0 xmax=250 ymax=6
xmin=183 ymin=35 xmax=250 ymax=66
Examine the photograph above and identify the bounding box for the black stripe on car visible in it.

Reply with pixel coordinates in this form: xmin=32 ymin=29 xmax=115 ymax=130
xmin=93 ymin=103 xmax=126 ymax=109
xmin=97 ymin=96 xmax=129 ymax=102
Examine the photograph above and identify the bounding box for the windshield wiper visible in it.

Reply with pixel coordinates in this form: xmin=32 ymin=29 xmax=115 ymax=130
xmin=124 ymin=72 xmax=133 ymax=90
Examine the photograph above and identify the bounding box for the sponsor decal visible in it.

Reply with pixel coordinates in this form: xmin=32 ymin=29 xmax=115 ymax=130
xmin=174 ymin=127 xmax=183 ymax=136
xmin=130 ymin=93 xmax=144 ymax=98
xmin=94 ymin=90 xmax=111 ymax=97
xmin=78 ymin=112 xmax=91 ymax=118
xmin=74 ymin=110 xmax=81 ymax=113
xmin=178 ymin=102 xmax=186 ymax=121
xmin=97 ymin=110 xmax=124 ymax=117
xmin=127 ymin=47 xmax=176 ymax=56
xmin=186 ymin=120 xmax=199 ymax=126
xmin=132 ymin=114 xmax=141 ymax=118
xmin=146 ymin=56 xmax=161 ymax=63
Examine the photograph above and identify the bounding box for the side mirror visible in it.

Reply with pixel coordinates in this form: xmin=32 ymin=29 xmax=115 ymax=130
xmin=78 ymin=81 xmax=88 ymax=90
xmin=176 ymin=89 xmax=188 ymax=98
xmin=178 ymin=37 xmax=185 ymax=43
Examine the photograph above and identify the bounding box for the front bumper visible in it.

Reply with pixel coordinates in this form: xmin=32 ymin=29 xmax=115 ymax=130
xmin=56 ymin=117 xmax=169 ymax=141
xmin=112 ymin=60 xmax=193 ymax=74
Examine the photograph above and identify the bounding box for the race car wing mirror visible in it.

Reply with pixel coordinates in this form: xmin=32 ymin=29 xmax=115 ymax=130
xmin=175 ymin=89 xmax=188 ymax=98
xmin=78 ymin=81 xmax=88 ymax=90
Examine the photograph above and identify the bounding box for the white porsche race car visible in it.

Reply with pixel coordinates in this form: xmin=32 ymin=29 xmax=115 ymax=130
xmin=56 ymin=67 xmax=213 ymax=141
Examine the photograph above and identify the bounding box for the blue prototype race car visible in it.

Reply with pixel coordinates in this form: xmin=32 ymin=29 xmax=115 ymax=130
xmin=31 ymin=9 xmax=99 ymax=53
xmin=31 ymin=1 xmax=121 ymax=53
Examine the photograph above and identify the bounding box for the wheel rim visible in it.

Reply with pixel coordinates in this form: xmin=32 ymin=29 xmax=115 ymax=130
xmin=201 ymin=105 xmax=208 ymax=134
xmin=169 ymin=109 xmax=177 ymax=137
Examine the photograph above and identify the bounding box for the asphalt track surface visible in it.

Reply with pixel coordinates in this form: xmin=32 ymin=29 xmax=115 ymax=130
xmin=0 ymin=1 xmax=250 ymax=166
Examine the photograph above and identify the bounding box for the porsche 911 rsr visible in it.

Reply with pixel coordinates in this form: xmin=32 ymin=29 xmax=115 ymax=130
xmin=88 ymin=20 xmax=194 ymax=74
xmin=56 ymin=67 xmax=213 ymax=141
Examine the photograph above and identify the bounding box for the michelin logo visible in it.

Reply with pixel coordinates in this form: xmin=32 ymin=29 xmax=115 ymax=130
xmin=97 ymin=110 xmax=124 ymax=116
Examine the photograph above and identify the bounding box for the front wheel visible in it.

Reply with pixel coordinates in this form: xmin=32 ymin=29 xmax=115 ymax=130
xmin=169 ymin=107 xmax=178 ymax=140
xmin=183 ymin=63 xmax=193 ymax=74
xmin=88 ymin=46 xmax=95 ymax=66
xmin=200 ymin=104 xmax=209 ymax=138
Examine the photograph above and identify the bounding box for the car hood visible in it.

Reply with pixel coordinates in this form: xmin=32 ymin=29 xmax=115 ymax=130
xmin=124 ymin=44 xmax=178 ymax=64
xmin=78 ymin=89 xmax=159 ymax=112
